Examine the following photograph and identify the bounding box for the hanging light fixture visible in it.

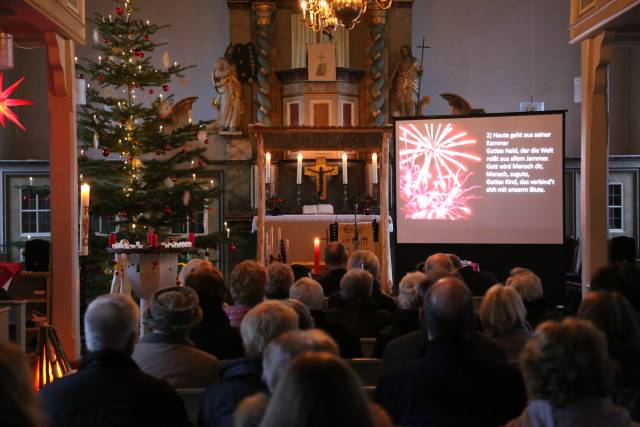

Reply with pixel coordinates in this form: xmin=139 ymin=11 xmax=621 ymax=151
xmin=33 ymin=325 xmax=71 ymax=391
xmin=298 ymin=0 xmax=392 ymax=32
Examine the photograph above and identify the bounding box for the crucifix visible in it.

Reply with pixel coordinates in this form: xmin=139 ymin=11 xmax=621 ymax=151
xmin=304 ymin=158 xmax=338 ymax=201
xmin=316 ymin=51 xmax=327 ymax=76
xmin=415 ymin=36 xmax=431 ymax=115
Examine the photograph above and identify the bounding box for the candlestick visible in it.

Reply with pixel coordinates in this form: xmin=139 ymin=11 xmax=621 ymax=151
xmin=265 ymin=152 xmax=271 ymax=184
xmin=372 ymin=153 xmax=378 ymax=184
xmin=313 ymin=238 xmax=320 ymax=275
xmin=270 ymin=227 xmax=274 ymax=260
xmin=296 ymin=183 xmax=303 ymax=214
xmin=342 ymin=184 xmax=349 ymax=214
xmin=80 ymin=183 xmax=90 ymax=256
xmin=342 ymin=152 xmax=348 ymax=184
xmin=277 ymin=227 xmax=282 ymax=243
xmin=296 ymin=153 xmax=303 ymax=185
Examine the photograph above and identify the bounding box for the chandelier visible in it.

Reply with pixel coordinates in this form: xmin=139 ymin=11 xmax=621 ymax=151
xmin=299 ymin=0 xmax=393 ymax=32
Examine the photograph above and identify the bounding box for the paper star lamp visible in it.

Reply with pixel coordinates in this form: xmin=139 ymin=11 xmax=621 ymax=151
xmin=0 ymin=72 xmax=33 ymax=131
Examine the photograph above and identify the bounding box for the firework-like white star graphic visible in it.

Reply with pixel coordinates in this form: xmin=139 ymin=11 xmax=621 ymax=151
xmin=398 ymin=122 xmax=482 ymax=220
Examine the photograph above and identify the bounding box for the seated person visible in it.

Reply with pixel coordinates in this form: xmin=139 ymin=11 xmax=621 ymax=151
xmin=132 ymin=286 xmax=219 ymax=387
xmin=506 ymin=269 xmax=560 ymax=329
xmin=423 ymin=252 xmax=455 ymax=273
xmin=265 ymin=262 xmax=294 ymax=300
xmin=185 ymin=266 xmax=244 ymax=360
xmin=225 ymin=260 xmax=267 ymax=327
xmin=40 ymin=294 xmax=191 ymax=427
xmin=326 ymin=268 xmax=391 ymax=339
xmin=507 ymin=318 xmax=635 ymax=427
xmin=290 ymin=277 xmax=361 ymax=358
xmin=198 ymin=300 xmax=298 ymax=427
xmin=479 ymin=285 xmax=531 ymax=364
xmin=376 ymin=277 xmax=527 ymax=427
xmin=318 ymin=242 xmax=348 ymax=297
xmin=345 ymin=250 xmax=397 ymax=312
xmin=0 ymin=342 xmax=44 ymax=427
xmin=590 ymin=262 xmax=640 ymax=314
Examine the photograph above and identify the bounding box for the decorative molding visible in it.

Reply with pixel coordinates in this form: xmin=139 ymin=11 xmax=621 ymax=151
xmin=368 ymin=8 xmax=387 ymax=126
xmin=253 ymin=2 xmax=276 ymax=125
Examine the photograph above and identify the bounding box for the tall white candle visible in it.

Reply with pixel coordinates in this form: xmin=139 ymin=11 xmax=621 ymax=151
xmin=277 ymin=227 xmax=282 ymax=242
xmin=80 ymin=183 xmax=91 ymax=256
xmin=265 ymin=152 xmax=271 ymax=184
xmin=296 ymin=153 xmax=303 ymax=185
xmin=372 ymin=153 xmax=379 ymax=184
xmin=270 ymin=227 xmax=274 ymax=257
xmin=342 ymin=152 xmax=348 ymax=184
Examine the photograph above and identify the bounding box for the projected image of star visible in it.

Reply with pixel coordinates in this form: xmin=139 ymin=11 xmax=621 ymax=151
xmin=398 ymin=122 xmax=481 ymax=220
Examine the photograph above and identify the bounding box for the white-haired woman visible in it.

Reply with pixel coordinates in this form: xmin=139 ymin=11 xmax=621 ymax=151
xmin=506 ymin=270 xmax=560 ymax=329
xmin=479 ymin=285 xmax=531 ymax=363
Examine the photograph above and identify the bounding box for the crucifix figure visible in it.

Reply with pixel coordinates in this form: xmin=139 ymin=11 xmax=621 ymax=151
xmin=316 ymin=51 xmax=328 ymax=76
xmin=304 ymin=158 xmax=338 ymax=201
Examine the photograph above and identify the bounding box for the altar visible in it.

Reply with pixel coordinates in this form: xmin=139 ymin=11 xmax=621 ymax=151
xmin=251 ymin=126 xmax=394 ymax=288
xmin=252 ymin=214 xmax=393 ymax=266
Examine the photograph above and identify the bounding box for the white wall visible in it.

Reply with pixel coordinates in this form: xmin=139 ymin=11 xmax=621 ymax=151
xmin=78 ymin=0 xmax=230 ymax=123
xmin=412 ymin=0 xmax=581 ymax=156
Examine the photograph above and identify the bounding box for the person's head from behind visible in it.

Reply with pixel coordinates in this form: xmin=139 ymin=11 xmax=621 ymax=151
xmin=398 ymin=271 xmax=426 ymax=309
xmin=290 ymin=277 xmax=325 ymax=312
xmin=229 ymin=260 xmax=266 ymax=307
xmin=143 ymin=286 xmax=203 ymax=336
xmin=0 ymin=342 xmax=43 ymax=427
xmin=340 ymin=268 xmax=373 ymax=301
xmin=447 ymin=253 xmax=463 ymax=270
xmin=424 ymin=277 xmax=474 ymax=340
xmin=240 ymin=300 xmax=299 ymax=356
xmin=578 ymin=291 xmax=640 ymax=353
xmin=591 ymin=262 xmax=640 ymax=313
xmin=184 ymin=267 xmax=227 ymax=309
xmin=178 ymin=258 xmax=215 ymax=285
xmin=262 ymin=329 xmax=339 ymax=392
xmin=324 ymin=242 xmax=347 ymax=270
xmin=266 ymin=262 xmax=294 ymax=300
xmin=424 ymin=253 xmax=455 ymax=274
xmin=520 ymin=318 xmax=612 ymax=406
xmin=347 ymin=250 xmax=380 ymax=280
xmin=506 ymin=271 xmax=543 ymax=303
xmin=479 ymin=285 xmax=527 ymax=337
xmin=509 ymin=266 xmax=533 ymax=277
xmin=283 ymin=299 xmax=315 ymax=329
xmin=85 ymin=293 xmax=139 ymax=354
xmin=260 ymin=352 xmax=374 ymax=427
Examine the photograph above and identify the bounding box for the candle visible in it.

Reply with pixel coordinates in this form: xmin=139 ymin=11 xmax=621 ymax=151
xmin=227 ymin=227 xmax=230 ymax=239
xmin=151 ymin=232 xmax=158 ymax=248
xmin=296 ymin=153 xmax=303 ymax=185
xmin=80 ymin=183 xmax=90 ymax=256
xmin=313 ymin=238 xmax=320 ymax=275
xmin=277 ymin=227 xmax=282 ymax=243
xmin=372 ymin=153 xmax=378 ymax=184
xmin=109 ymin=232 xmax=117 ymax=247
xmin=265 ymin=152 xmax=271 ymax=184
xmin=188 ymin=232 xmax=196 ymax=247
xmin=342 ymin=153 xmax=348 ymax=184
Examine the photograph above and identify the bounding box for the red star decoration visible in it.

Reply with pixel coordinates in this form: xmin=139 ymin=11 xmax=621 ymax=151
xmin=0 ymin=73 xmax=33 ymax=131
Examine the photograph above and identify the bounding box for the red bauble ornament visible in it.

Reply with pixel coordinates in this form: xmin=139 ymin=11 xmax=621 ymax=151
xmin=162 ymin=84 xmax=169 ymax=92
xmin=204 ymin=139 xmax=209 ymax=145
xmin=163 ymin=207 xmax=172 ymax=214
xmin=137 ymin=52 xmax=145 ymax=58
xmin=144 ymin=34 xmax=150 ymax=40
xmin=103 ymin=38 xmax=109 ymax=44
xmin=155 ymin=150 xmax=161 ymax=155
xmin=228 ymin=243 xmax=237 ymax=252
xmin=198 ymin=160 xmax=204 ymax=167
xmin=148 ymin=89 xmax=154 ymax=94
xmin=102 ymin=148 xmax=110 ymax=157
xmin=115 ymin=6 xmax=123 ymax=15
xmin=97 ymin=75 xmax=104 ymax=81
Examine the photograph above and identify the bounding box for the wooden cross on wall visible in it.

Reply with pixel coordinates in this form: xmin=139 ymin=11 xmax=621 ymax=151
xmin=304 ymin=158 xmax=338 ymax=200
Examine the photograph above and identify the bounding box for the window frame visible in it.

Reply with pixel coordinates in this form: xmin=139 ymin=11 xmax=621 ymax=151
xmin=19 ymin=188 xmax=51 ymax=237
xmin=608 ymin=181 xmax=624 ymax=232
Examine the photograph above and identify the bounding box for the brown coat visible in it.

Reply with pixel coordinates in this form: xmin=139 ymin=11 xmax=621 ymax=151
xmin=132 ymin=332 xmax=219 ymax=388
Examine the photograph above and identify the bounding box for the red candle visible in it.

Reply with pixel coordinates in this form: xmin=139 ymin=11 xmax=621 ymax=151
xmin=109 ymin=233 xmax=117 ymax=247
xmin=188 ymin=232 xmax=196 ymax=247
xmin=149 ymin=232 xmax=158 ymax=248
xmin=146 ymin=232 xmax=152 ymax=247
xmin=313 ymin=238 xmax=320 ymax=275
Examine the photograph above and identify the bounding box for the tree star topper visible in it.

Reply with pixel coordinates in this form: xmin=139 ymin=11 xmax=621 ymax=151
xmin=0 ymin=73 xmax=33 ymax=131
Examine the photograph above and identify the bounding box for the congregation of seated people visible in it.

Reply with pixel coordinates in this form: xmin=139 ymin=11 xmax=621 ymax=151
xmin=3 ymin=245 xmax=640 ymax=427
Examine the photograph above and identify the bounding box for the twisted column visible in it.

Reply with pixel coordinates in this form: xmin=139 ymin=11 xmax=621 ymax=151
xmin=253 ymin=2 xmax=275 ymax=126
xmin=368 ymin=8 xmax=387 ymax=126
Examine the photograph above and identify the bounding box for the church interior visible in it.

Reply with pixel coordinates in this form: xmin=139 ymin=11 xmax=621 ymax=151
xmin=2 ymin=1 xmax=640 ymax=426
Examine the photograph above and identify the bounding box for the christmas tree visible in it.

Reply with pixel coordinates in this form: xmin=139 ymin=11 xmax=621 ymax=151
xmin=77 ymin=0 xmax=227 ymax=293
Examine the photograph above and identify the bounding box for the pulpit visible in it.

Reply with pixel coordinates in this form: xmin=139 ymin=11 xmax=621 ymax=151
xmin=252 ymin=126 xmax=393 ymax=288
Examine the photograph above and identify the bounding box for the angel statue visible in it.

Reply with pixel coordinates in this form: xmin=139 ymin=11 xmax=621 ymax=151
xmin=391 ymin=44 xmax=423 ymax=117
xmin=212 ymin=44 xmax=243 ymax=133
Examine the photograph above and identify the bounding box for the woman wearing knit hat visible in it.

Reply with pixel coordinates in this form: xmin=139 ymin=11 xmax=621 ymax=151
xmin=132 ymin=286 xmax=219 ymax=388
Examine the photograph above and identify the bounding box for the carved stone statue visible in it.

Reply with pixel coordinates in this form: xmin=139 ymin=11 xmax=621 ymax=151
xmin=212 ymin=44 xmax=243 ymax=133
xmin=391 ymin=44 xmax=422 ymax=117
